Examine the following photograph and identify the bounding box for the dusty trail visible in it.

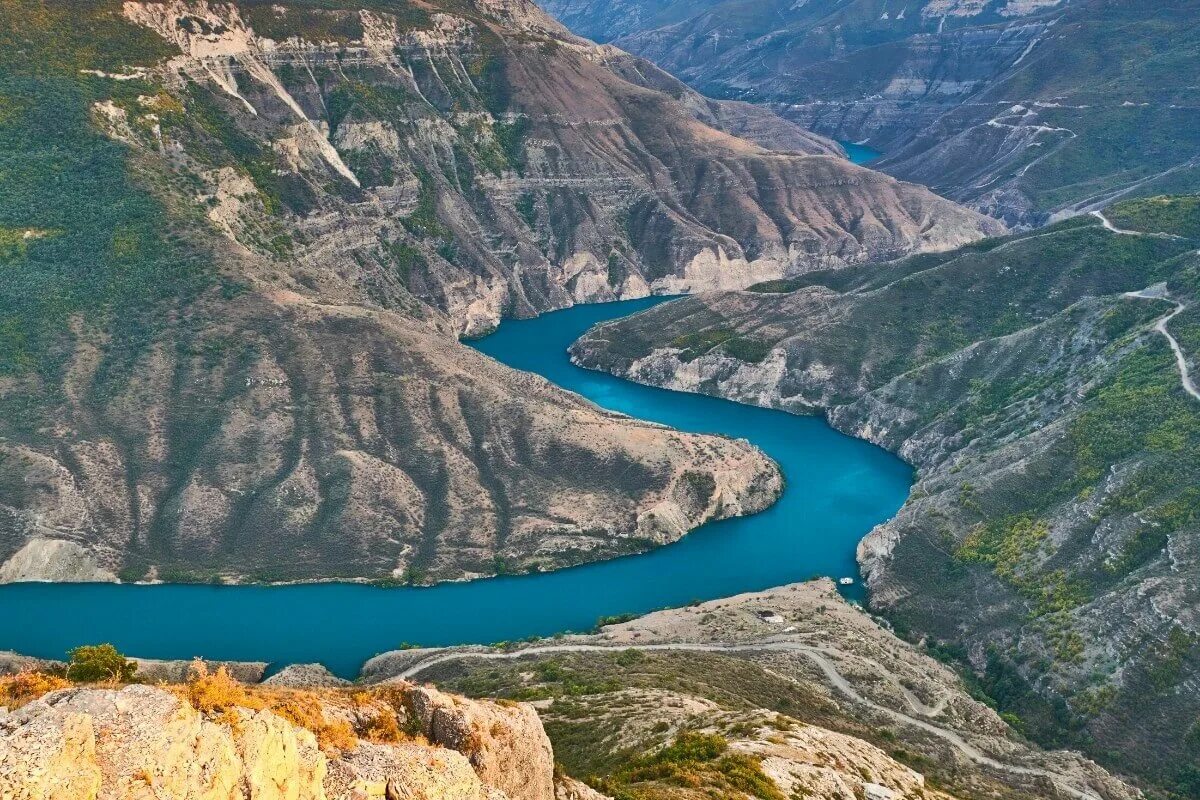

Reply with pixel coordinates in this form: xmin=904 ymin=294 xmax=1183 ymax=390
xmin=1124 ymin=285 xmax=1200 ymax=402
xmin=1092 ymin=209 xmax=1189 ymax=240
xmin=396 ymin=640 xmax=1102 ymax=799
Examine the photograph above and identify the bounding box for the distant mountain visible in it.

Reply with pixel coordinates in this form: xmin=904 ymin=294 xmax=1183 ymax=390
xmin=570 ymin=195 xmax=1200 ymax=795
xmin=546 ymin=0 xmax=1200 ymax=227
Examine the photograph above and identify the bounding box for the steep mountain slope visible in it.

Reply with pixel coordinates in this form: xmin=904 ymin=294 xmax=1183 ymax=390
xmin=0 ymin=0 xmax=998 ymax=584
xmin=547 ymin=0 xmax=1200 ymax=227
xmin=570 ymin=196 xmax=1200 ymax=794
xmin=117 ymin=0 xmax=998 ymax=336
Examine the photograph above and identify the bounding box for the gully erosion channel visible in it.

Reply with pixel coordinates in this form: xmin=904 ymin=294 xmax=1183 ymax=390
xmin=0 ymin=298 xmax=912 ymax=678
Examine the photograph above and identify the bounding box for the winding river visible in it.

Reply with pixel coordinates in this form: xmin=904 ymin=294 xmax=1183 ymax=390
xmin=0 ymin=298 xmax=911 ymax=677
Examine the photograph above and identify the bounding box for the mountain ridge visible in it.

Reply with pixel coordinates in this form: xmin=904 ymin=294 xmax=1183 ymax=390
xmin=544 ymin=0 xmax=1200 ymax=228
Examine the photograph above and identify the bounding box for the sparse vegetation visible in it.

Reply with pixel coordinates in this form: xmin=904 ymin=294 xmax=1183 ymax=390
xmin=0 ymin=671 xmax=70 ymax=709
xmin=182 ymin=660 xmax=358 ymax=752
xmin=592 ymin=731 xmax=785 ymax=800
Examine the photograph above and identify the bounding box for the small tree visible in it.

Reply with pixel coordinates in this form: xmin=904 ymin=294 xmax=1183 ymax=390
xmin=66 ymin=644 xmax=137 ymax=683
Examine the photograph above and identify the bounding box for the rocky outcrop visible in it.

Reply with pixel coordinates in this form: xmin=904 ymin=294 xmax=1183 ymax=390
xmin=0 ymin=685 xmax=325 ymax=799
xmin=408 ymin=685 xmax=555 ymax=800
xmin=0 ymin=652 xmax=63 ymax=678
xmin=325 ymin=741 xmax=499 ymax=800
xmin=554 ymin=776 xmax=611 ymax=800
xmin=265 ymin=665 xmax=352 ymax=689
xmin=567 ymin=202 xmax=1200 ymax=792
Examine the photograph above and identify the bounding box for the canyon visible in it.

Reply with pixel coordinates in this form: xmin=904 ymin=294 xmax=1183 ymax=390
xmin=1 ymin=0 xmax=1197 ymax=797
xmin=569 ymin=195 xmax=1200 ymax=793
xmin=544 ymin=0 xmax=1200 ymax=227
xmin=0 ymin=0 xmax=997 ymax=586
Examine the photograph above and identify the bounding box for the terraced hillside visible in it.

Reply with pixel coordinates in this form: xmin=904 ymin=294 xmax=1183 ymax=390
xmin=570 ymin=196 xmax=1200 ymax=794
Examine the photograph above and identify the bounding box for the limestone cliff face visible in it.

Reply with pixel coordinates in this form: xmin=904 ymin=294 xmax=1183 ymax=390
xmin=0 ymin=682 xmax=561 ymax=800
xmin=112 ymin=0 xmax=1000 ymax=335
xmin=407 ymin=685 xmax=554 ymax=800
xmin=0 ymin=685 xmax=327 ymax=800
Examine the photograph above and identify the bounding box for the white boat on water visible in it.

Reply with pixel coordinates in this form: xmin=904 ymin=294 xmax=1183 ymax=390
xmin=838 ymin=577 xmax=855 ymax=586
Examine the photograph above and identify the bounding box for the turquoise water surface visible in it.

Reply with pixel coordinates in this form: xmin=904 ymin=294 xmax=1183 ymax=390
xmin=0 ymin=298 xmax=911 ymax=677
xmin=840 ymin=141 xmax=882 ymax=165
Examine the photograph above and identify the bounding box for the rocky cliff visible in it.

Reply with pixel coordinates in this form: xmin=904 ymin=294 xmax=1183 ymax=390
xmin=0 ymin=0 xmax=997 ymax=585
xmin=112 ymin=0 xmax=998 ymax=335
xmin=0 ymin=675 xmax=560 ymax=800
xmin=547 ymin=0 xmax=1200 ymax=228
xmin=569 ymin=196 xmax=1200 ymax=794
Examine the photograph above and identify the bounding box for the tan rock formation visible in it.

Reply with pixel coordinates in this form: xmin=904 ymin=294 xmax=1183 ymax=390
xmin=0 ymin=683 xmax=558 ymax=800
xmin=408 ymin=685 xmax=555 ymax=800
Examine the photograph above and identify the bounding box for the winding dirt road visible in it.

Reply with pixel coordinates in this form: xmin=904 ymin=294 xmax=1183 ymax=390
xmin=397 ymin=640 xmax=1102 ymax=799
xmin=1124 ymin=285 xmax=1200 ymax=402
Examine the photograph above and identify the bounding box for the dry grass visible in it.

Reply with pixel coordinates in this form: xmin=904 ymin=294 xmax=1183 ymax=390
xmin=0 ymin=671 xmax=70 ymax=709
xmin=358 ymin=707 xmax=404 ymax=743
xmin=266 ymin=691 xmax=357 ymax=753
xmin=3 ymin=660 xmax=435 ymax=758
xmin=185 ymin=662 xmax=261 ymax=713
xmin=179 ymin=661 xmax=358 ymax=753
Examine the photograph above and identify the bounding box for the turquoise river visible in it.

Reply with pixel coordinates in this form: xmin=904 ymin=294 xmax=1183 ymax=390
xmin=840 ymin=141 xmax=882 ymax=165
xmin=0 ymin=298 xmax=912 ymax=677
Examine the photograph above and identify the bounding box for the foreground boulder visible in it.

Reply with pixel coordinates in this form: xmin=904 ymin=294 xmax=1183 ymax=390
xmin=408 ymin=685 xmax=555 ymax=800
xmin=0 ymin=682 xmax=561 ymax=800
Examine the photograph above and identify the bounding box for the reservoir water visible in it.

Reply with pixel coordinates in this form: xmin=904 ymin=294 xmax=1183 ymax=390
xmin=841 ymin=141 xmax=882 ymax=165
xmin=0 ymin=298 xmax=912 ymax=677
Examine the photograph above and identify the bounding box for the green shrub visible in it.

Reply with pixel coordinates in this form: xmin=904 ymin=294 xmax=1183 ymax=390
xmin=723 ymin=337 xmax=773 ymax=363
xmin=1106 ymin=195 xmax=1200 ymax=239
xmin=66 ymin=644 xmax=137 ymax=683
xmin=670 ymin=329 xmax=734 ymax=362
